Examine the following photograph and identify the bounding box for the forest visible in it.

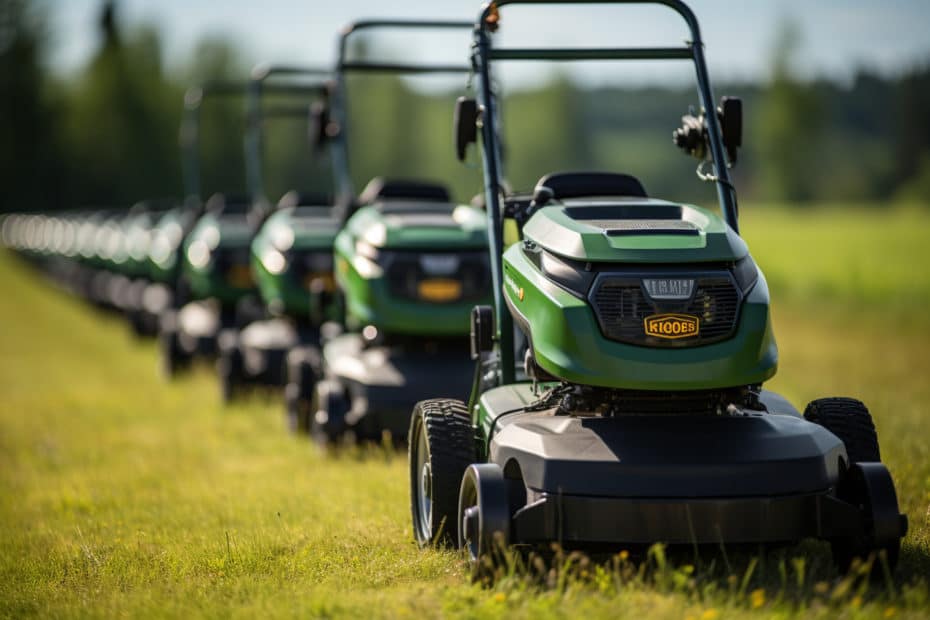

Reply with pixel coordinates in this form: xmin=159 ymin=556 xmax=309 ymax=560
xmin=2 ymin=0 xmax=929 ymax=213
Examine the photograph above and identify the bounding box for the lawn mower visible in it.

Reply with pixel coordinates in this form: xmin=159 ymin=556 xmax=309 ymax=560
xmin=409 ymin=0 xmax=907 ymax=574
xmin=102 ymin=199 xmax=174 ymax=336
xmin=216 ymin=65 xmax=343 ymax=406
xmin=287 ymin=20 xmax=491 ymax=444
xmin=158 ymin=82 xmax=260 ymax=378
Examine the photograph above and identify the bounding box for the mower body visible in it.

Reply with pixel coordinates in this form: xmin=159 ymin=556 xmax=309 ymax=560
xmin=315 ymin=187 xmax=491 ymax=441
xmin=334 ymin=200 xmax=489 ymax=335
xmin=502 ymin=198 xmax=776 ymax=391
xmin=219 ymin=198 xmax=342 ymax=398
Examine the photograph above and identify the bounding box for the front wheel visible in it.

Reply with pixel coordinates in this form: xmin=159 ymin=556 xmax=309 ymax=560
xmin=409 ymin=399 xmax=475 ymax=548
xmin=311 ymin=379 xmax=349 ymax=447
xmin=217 ymin=344 xmax=244 ymax=404
xmin=831 ymin=462 xmax=906 ymax=576
xmin=160 ymin=327 xmax=188 ymax=379
xmin=285 ymin=347 xmax=321 ymax=434
xmin=458 ymin=463 xmax=511 ymax=566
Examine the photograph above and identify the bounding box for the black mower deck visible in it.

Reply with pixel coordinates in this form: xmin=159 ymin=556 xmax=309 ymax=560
xmin=483 ymin=384 xmax=856 ymax=546
xmin=323 ymin=333 xmax=475 ymax=438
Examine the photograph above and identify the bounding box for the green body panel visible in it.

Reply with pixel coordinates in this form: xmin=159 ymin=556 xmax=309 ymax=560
xmin=524 ymin=199 xmax=748 ymax=263
xmin=250 ymin=206 xmax=341 ymax=321
xmin=341 ymin=203 xmax=487 ymax=250
xmin=475 ymin=382 xmax=539 ymax=454
xmin=502 ymin=240 xmax=778 ymax=391
xmin=503 ymin=201 xmax=778 ymax=391
xmin=334 ymin=202 xmax=490 ymax=336
xmin=181 ymin=212 xmax=255 ymax=306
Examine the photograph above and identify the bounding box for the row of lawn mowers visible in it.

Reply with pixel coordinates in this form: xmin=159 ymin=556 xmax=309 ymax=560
xmin=1 ymin=0 xmax=907 ymax=574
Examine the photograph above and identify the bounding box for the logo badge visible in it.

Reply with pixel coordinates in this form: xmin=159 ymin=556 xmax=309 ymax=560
xmin=643 ymin=278 xmax=695 ymax=300
xmin=644 ymin=313 xmax=700 ymax=339
xmin=417 ymin=278 xmax=462 ymax=302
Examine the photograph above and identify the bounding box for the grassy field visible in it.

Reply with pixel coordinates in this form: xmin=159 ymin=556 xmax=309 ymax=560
xmin=1 ymin=206 xmax=929 ymax=618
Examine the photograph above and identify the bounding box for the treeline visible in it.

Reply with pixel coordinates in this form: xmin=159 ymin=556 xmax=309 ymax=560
xmin=2 ymin=0 xmax=929 ymax=213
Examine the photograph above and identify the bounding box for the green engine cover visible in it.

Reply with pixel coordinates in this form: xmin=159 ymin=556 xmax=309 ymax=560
xmin=181 ymin=212 xmax=255 ymax=305
xmin=250 ymin=206 xmax=341 ymax=322
xmin=504 ymin=199 xmax=777 ymax=391
xmin=334 ymin=201 xmax=491 ymax=336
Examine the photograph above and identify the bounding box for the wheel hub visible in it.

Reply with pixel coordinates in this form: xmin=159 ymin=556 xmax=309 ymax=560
xmin=415 ymin=427 xmax=432 ymax=541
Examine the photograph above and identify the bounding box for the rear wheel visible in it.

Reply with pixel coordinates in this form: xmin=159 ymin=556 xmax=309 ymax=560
xmin=803 ymin=397 xmax=880 ymax=463
xmin=409 ymin=399 xmax=475 ymax=548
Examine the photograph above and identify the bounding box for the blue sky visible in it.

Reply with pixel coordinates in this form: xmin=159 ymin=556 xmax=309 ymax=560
xmin=44 ymin=0 xmax=930 ymax=86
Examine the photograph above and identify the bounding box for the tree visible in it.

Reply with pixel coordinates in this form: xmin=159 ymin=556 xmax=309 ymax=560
xmin=755 ymin=19 xmax=823 ymax=202
xmin=0 ymin=0 xmax=60 ymax=211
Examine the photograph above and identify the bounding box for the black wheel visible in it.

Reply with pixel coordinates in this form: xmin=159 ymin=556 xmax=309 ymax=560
xmin=458 ymin=463 xmax=511 ymax=566
xmin=218 ymin=344 xmax=244 ymax=404
xmin=159 ymin=328 xmax=187 ymax=379
xmin=285 ymin=348 xmax=321 ymax=434
xmin=803 ymin=397 xmax=880 ymax=463
xmin=408 ymin=399 xmax=475 ymax=548
xmin=311 ymin=379 xmax=349 ymax=447
xmin=831 ymin=462 xmax=906 ymax=576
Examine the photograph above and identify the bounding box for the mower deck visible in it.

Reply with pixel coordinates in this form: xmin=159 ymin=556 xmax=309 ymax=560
xmin=219 ymin=318 xmax=313 ymax=389
xmin=483 ymin=384 xmax=858 ymax=546
xmin=161 ymin=300 xmax=224 ymax=359
xmin=322 ymin=333 xmax=475 ymax=438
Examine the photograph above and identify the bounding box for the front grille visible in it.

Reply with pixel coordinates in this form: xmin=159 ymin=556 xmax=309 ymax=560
xmin=289 ymin=251 xmax=334 ymax=280
xmin=385 ymin=250 xmax=489 ymax=304
xmin=213 ymin=246 xmax=251 ymax=272
xmin=591 ymin=273 xmax=740 ymax=347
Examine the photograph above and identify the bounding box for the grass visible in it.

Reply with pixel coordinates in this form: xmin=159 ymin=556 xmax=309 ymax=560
xmin=1 ymin=205 xmax=929 ymax=618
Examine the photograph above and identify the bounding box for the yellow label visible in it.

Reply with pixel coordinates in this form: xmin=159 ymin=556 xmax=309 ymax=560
xmin=305 ymin=272 xmax=335 ymax=293
xmin=228 ymin=265 xmax=253 ymax=289
xmin=644 ymin=313 xmax=700 ymax=339
xmin=417 ymin=278 xmax=462 ymax=302
xmin=518 ymin=287 xmax=525 ymax=301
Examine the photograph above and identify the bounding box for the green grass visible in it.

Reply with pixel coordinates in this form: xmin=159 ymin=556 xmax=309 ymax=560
xmin=742 ymin=204 xmax=930 ymax=314
xmin=1 ymin=206 xmax=930 ymax=618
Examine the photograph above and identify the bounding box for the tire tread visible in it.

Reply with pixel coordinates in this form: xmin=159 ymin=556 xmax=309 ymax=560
xmin=803 ymin=397 xmax=880 ymax=463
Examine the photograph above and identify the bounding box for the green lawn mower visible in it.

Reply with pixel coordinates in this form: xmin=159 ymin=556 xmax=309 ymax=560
xmin=105 ymin=199 xmax=174 ymax=337
xmin=286 ymin=20 xmax=492 ymax=444
xmin=409 ymin=0 xmax=906 ymax=573
xmin=216 ymin=65 xmax=343 ymax=405
xmin=158 ymin=82 xmax=261 ymax=378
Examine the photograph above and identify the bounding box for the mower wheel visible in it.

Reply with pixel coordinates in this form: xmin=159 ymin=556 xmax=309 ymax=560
xmin=218 ymin=343 xmax=245 ymax=404
xmin=160 ymin=328 xmax=188 ymax=379
xmin=285 ymin=347 xmax=322 ymax=434
xmin=458 ymin=463 xmax=511 ymax=567
xmin=409 ymin=399 xmax=475 ymax=548
xmin=803 ymin=397 xmax=880 ymax=463
xmin=831 ymin=462 xmax=906 ymax=576
xmin=311 ymin=379 xmax=349 ymax=447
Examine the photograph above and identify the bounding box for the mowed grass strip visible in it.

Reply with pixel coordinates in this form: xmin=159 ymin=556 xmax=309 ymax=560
xmin=1 ymin=205 xmax=929 ymax=619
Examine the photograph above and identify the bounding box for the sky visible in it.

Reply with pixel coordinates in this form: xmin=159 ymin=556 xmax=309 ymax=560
xmin=43 ymin=0 xmax=930 ymax=87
